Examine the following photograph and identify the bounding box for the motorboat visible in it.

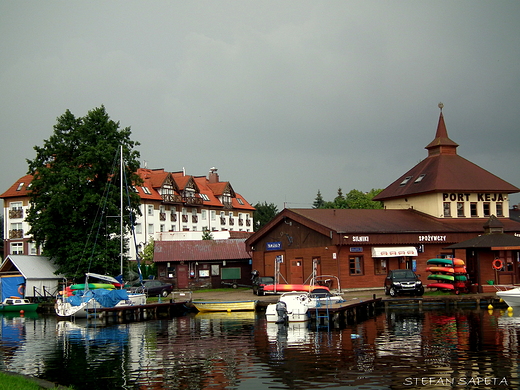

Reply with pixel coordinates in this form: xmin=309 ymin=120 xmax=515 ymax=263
xmin=308 ymin=287 xmax=345 ymax=308
xmin=496 ymin=286 xmax=520 ymax=307
xmin=0 ymin=297 xmax=39 ymax=312
xmin=265 ymin=292 xmax=312 ymax=323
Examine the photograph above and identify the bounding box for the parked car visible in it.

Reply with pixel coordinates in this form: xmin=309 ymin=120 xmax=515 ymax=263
xmin=130 ymin=280 xmax=173 ymax=297
xmin=252 ymin=276 xmax=275 ymax=296
xmin=384 ymin=269 xmax=424 ymax=297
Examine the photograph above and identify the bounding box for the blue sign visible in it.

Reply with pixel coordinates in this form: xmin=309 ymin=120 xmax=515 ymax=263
xmin=350 ymin=247 xmax=363 ymax=252
xmin=266 ymin=241 xmax=282 ymax=251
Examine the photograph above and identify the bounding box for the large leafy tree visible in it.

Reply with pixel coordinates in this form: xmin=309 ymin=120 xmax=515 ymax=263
xmin=26 ymin=106 xmax=142 ymax=279
xmin=253 ymin=202 xmax=279 ymax=231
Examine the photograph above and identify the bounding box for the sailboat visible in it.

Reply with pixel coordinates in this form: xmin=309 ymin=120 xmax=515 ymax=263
xmin=55 ymin=146 xmax=147 ymax=318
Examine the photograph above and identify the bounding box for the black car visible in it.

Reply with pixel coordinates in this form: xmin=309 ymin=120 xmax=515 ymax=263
xmin=131 ymin=280 xmax=173 ymax=297
xmin=252 ymin=276 xmax=274 ymax=296
xmin=384 ymin=269 xmax=424 ymax=297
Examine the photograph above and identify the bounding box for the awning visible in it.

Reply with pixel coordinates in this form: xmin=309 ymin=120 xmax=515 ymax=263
xmin=371 ymin=246 xmax=418 ymax=258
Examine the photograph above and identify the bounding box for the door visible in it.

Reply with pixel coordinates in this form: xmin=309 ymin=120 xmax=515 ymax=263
xmin=290 ymin=259 xmax=304 ymax=284
xmin=176 ymin=264 xmax=189 ymax=289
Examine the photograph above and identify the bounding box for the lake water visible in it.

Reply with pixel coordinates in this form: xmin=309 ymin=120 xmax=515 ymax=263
xmin=0 ymin=306 xmax=518 ymax=389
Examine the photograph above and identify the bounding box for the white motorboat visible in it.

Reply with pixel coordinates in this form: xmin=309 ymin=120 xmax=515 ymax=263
xmin=496 ymin=287 xmax=520 ymax=307
xmin=308 ymin=287 xmax=345 ymax=308
xmin=265 ymin=292 xmax=312 ymax=323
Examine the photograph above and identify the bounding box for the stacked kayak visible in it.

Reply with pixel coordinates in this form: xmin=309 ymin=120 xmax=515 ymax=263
xmin=426 ymin=258 xmax=469 ymax=293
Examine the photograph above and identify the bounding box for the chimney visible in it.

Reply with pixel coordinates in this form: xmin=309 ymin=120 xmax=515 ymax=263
xmin=209 ymin=167 xmax=219 ymax=183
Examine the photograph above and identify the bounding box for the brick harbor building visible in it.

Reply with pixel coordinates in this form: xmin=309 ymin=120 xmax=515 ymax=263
xmin=245 ymin=107 xmax=520 ymax=291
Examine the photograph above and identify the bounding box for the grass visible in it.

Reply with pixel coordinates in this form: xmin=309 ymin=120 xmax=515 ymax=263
xmin=0 ymin=371 xmax=73 ymax=390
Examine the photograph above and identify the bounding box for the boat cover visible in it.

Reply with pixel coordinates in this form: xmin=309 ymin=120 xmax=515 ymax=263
xmin=66 ymin=289 xmax=129 ymax=307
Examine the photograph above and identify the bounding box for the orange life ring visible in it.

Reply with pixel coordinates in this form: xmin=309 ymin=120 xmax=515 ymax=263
xmin=492 ymin=259 xmax=503 ymax=270
xmin=18 ymin=285 xmax=25 ymax=296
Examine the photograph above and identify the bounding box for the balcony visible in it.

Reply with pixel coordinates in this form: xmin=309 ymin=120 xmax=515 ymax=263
xmin=171 ymin=214 xmax=177 ymax=222
xmin=162 ymin=194 xmax=183 ymax=204
xmin=9 ymin=229 xmax=23 ymax=239
xmin=183 ymin=196 xmax=203 ymax=205
xmin=238 ymin=219 xmax=243 ymax=226
xmin=182 ymin=215 xmax=188 ymax=223
xmin=229 ymin=218 xmax=234 ymax=226
xmin=159 ymin=213 xmax=166 ymax=221
xmin=9 ymin=209 xmax=23 ymax=219
xmin=220 ymin=217 xmax=226 ymax=225
xmin=192 ymin=215 xmax=198 ymax=223
xmin=246 ymin=220 xmax=251 ymax=227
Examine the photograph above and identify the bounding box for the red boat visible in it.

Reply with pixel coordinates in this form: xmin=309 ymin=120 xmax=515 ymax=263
xmin=262 ymin=284 xmax=330 ymax=293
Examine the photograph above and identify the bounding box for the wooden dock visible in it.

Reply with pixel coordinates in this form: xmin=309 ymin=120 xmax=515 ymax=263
xmin=85 ymin=301 xmax=190 ymax=324
xmin=308 ymin=297 xmax=381 ymax=328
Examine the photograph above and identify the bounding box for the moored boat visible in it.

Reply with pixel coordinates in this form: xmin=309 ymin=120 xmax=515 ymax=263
xmin=0 ymin=297 xmax=39 ymax=312
xmin=496 ymin=287 xmax=520 ymax=307
xmin=265 ymin=292 xmax=311 ymax=323
xmin=192 ymin=300 xmax=258 ymax=312
xmin=262 ymin=284 xmax=330 ymax=294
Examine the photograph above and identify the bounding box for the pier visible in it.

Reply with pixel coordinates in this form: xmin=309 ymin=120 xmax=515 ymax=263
xmin=85 ymin=301 xmax=189 ymax=323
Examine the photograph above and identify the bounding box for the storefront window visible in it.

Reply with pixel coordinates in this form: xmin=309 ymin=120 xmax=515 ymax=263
xmin=374 ymin=258 xmax=387 ymax=275
xmin=349 ymin=256 xmax=363 ymax=275
xmin=443 ymin=202 xmax=451 ymax=217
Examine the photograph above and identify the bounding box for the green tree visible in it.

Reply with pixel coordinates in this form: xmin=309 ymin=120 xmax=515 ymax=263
xmin=313 ymin=190 xmax=325 ymax=208
xmin=202 ymin=227 xmax=214 ymax=240
xmin=26 ymin=106 xmax=142 ymax=279
xmin=315 ymin=188 xmax=384 ymax=209
xmin=253 ymin=202 xmax=279 ymax=231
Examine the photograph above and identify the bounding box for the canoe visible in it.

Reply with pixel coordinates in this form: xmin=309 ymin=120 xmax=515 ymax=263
xmin=426 ymin=258 xmax=465 ymax=266
xmin=193 ymin=300 xmax=258 ymax=312
xmin=427 ymin=274 xmax=455 ymax=281
xmin=426 ymin=266 xmax=454 ymax=274
xmin=453 ymin=267 xmax=467 ymax=274
xmin=262 ymin=284 xmax=329 ymax=293
xmin=454 ymin=274 xmax=468 ymax=281
xmin=70 ymin=283 xmax=115 ymax=290
xmin=426 ymin=282 xmax=455 ymax=290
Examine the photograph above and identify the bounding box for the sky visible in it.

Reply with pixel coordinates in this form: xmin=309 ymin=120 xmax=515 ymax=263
xmin=1 ymin=1 xmax=519 ymax=210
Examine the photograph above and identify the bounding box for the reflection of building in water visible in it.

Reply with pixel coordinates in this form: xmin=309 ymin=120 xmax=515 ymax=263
xmin=376 ymin=312 xmax=423 ymax=357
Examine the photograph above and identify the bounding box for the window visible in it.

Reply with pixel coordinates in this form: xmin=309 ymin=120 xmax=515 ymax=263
xmin=201 ymin=210 xmax=207 ymax=220
xmin=211 ymin=210 xmax=216 ymax=221
xmin=400 ymin=176 xmax=412 ymax=186
xmin=16 ymin=182 xmax=24 ymax=191
xmin=443 ymin=202 xmax=451 ymax=217
xmin=414 ymin=174 xmax=426 ymax=183
xmin=237 ymin=198 xmax=244 ymax=205
xmin=374 ymin=258 xmax=387 ymax=275
xmin=29 ymin=242 xmax=37 ymax=255
xmin=160 ymin=224 xmax=165 ymax=232
xmin=147 ymin=205 xmax=154 ymax=216
xmin=135 ymin=223 xmax=142 ymax=234
xmin=496 ymin=202 xmax=503 ymax=217
xmin=457 ymin=202 xmax=465 ymax=217
xmin=200 ymin=193 xmax=210 ymax=201
xmin=470 ymin=202 xmax=478 ymax=217
xmin=11 ymin=242 xmax=23 ymax=255
xmin=142 ymin=186 xmax=152 ymax=195
xmin=483 ymin=202 xmax=490 ymax=217
xmin=349 ymin=256 xmax=363 ymax=275
xmin=10 ymin=201 xmax=22 ymax=211
xmin=148 ymin=224 xmax=154 ymax=233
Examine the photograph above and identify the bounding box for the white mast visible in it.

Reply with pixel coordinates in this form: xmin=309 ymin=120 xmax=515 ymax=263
xmin=120 ymin=144 xmax=124 ymax=276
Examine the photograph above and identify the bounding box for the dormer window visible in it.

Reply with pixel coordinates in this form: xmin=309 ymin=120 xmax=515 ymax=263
xmin=399 ymin=176 xmax=412 ymax=186
xmin=414 ymin=174 xmax=426 ymax=183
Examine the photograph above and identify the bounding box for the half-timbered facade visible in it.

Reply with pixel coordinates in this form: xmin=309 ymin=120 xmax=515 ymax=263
xmin=1 ymin=167 xmax=254 ymax=260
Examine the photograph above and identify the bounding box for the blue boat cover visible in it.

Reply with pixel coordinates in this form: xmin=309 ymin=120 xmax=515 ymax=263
xmin=66 ymin=289 xmax=129 ymax=307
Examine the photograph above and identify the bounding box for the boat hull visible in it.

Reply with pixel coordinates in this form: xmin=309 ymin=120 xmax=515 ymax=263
xmin=262 ymin=284 xmax=330 ymax=293
xmin=0 ymin=304 xmax=39 ymax=312
xmin=426 ymin=283 xmax=455 ymax=290
xmin=193 ymin=300 xmax=258 ymax=312
xmin=497 ymin=288 xmax=520 ymax=307
xmin=266 ymin=292 xmax=312 ymax=323
xmin=55 ymin=292 xmax=147 ymax=318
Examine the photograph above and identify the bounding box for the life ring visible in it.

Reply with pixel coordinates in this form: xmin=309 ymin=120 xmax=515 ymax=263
xmin=492 ymin=259 xmax=503 ymax=270
xmin=18 ymin=285 xmax=25 ymax=296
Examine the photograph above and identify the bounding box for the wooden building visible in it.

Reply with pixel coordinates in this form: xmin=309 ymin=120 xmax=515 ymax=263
xmin=246 ymin=107 xmax=520 ymax=290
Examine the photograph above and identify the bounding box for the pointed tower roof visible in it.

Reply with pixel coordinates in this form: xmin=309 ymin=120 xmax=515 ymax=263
xmin=424 ymin=103 xmax=459 ymax=156
xmin=374 ymin=104 xmax=519 ymax=201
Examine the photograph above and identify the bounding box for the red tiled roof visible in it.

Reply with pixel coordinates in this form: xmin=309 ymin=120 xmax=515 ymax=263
xmin=0 ymin=174 xmax=34 ymax=198
xmin=154 ymin=239 xmax=250 ymax=262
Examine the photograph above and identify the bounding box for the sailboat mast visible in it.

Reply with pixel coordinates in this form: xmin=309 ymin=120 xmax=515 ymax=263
xmin=120 ymin=144 xmax=124 ymax=276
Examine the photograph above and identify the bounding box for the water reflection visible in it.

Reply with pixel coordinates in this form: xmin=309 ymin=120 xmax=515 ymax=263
xmin=0 ymin=307 xmax=519 ymax=389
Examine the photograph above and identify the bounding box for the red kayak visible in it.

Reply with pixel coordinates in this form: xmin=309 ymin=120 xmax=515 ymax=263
xmin=426 ymin=282 xmax=455 ymax=290
xmin=426 ymin=266 xmax=454 ymax=274
xmin=262 ymin=284 xmax=330 ymax=293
